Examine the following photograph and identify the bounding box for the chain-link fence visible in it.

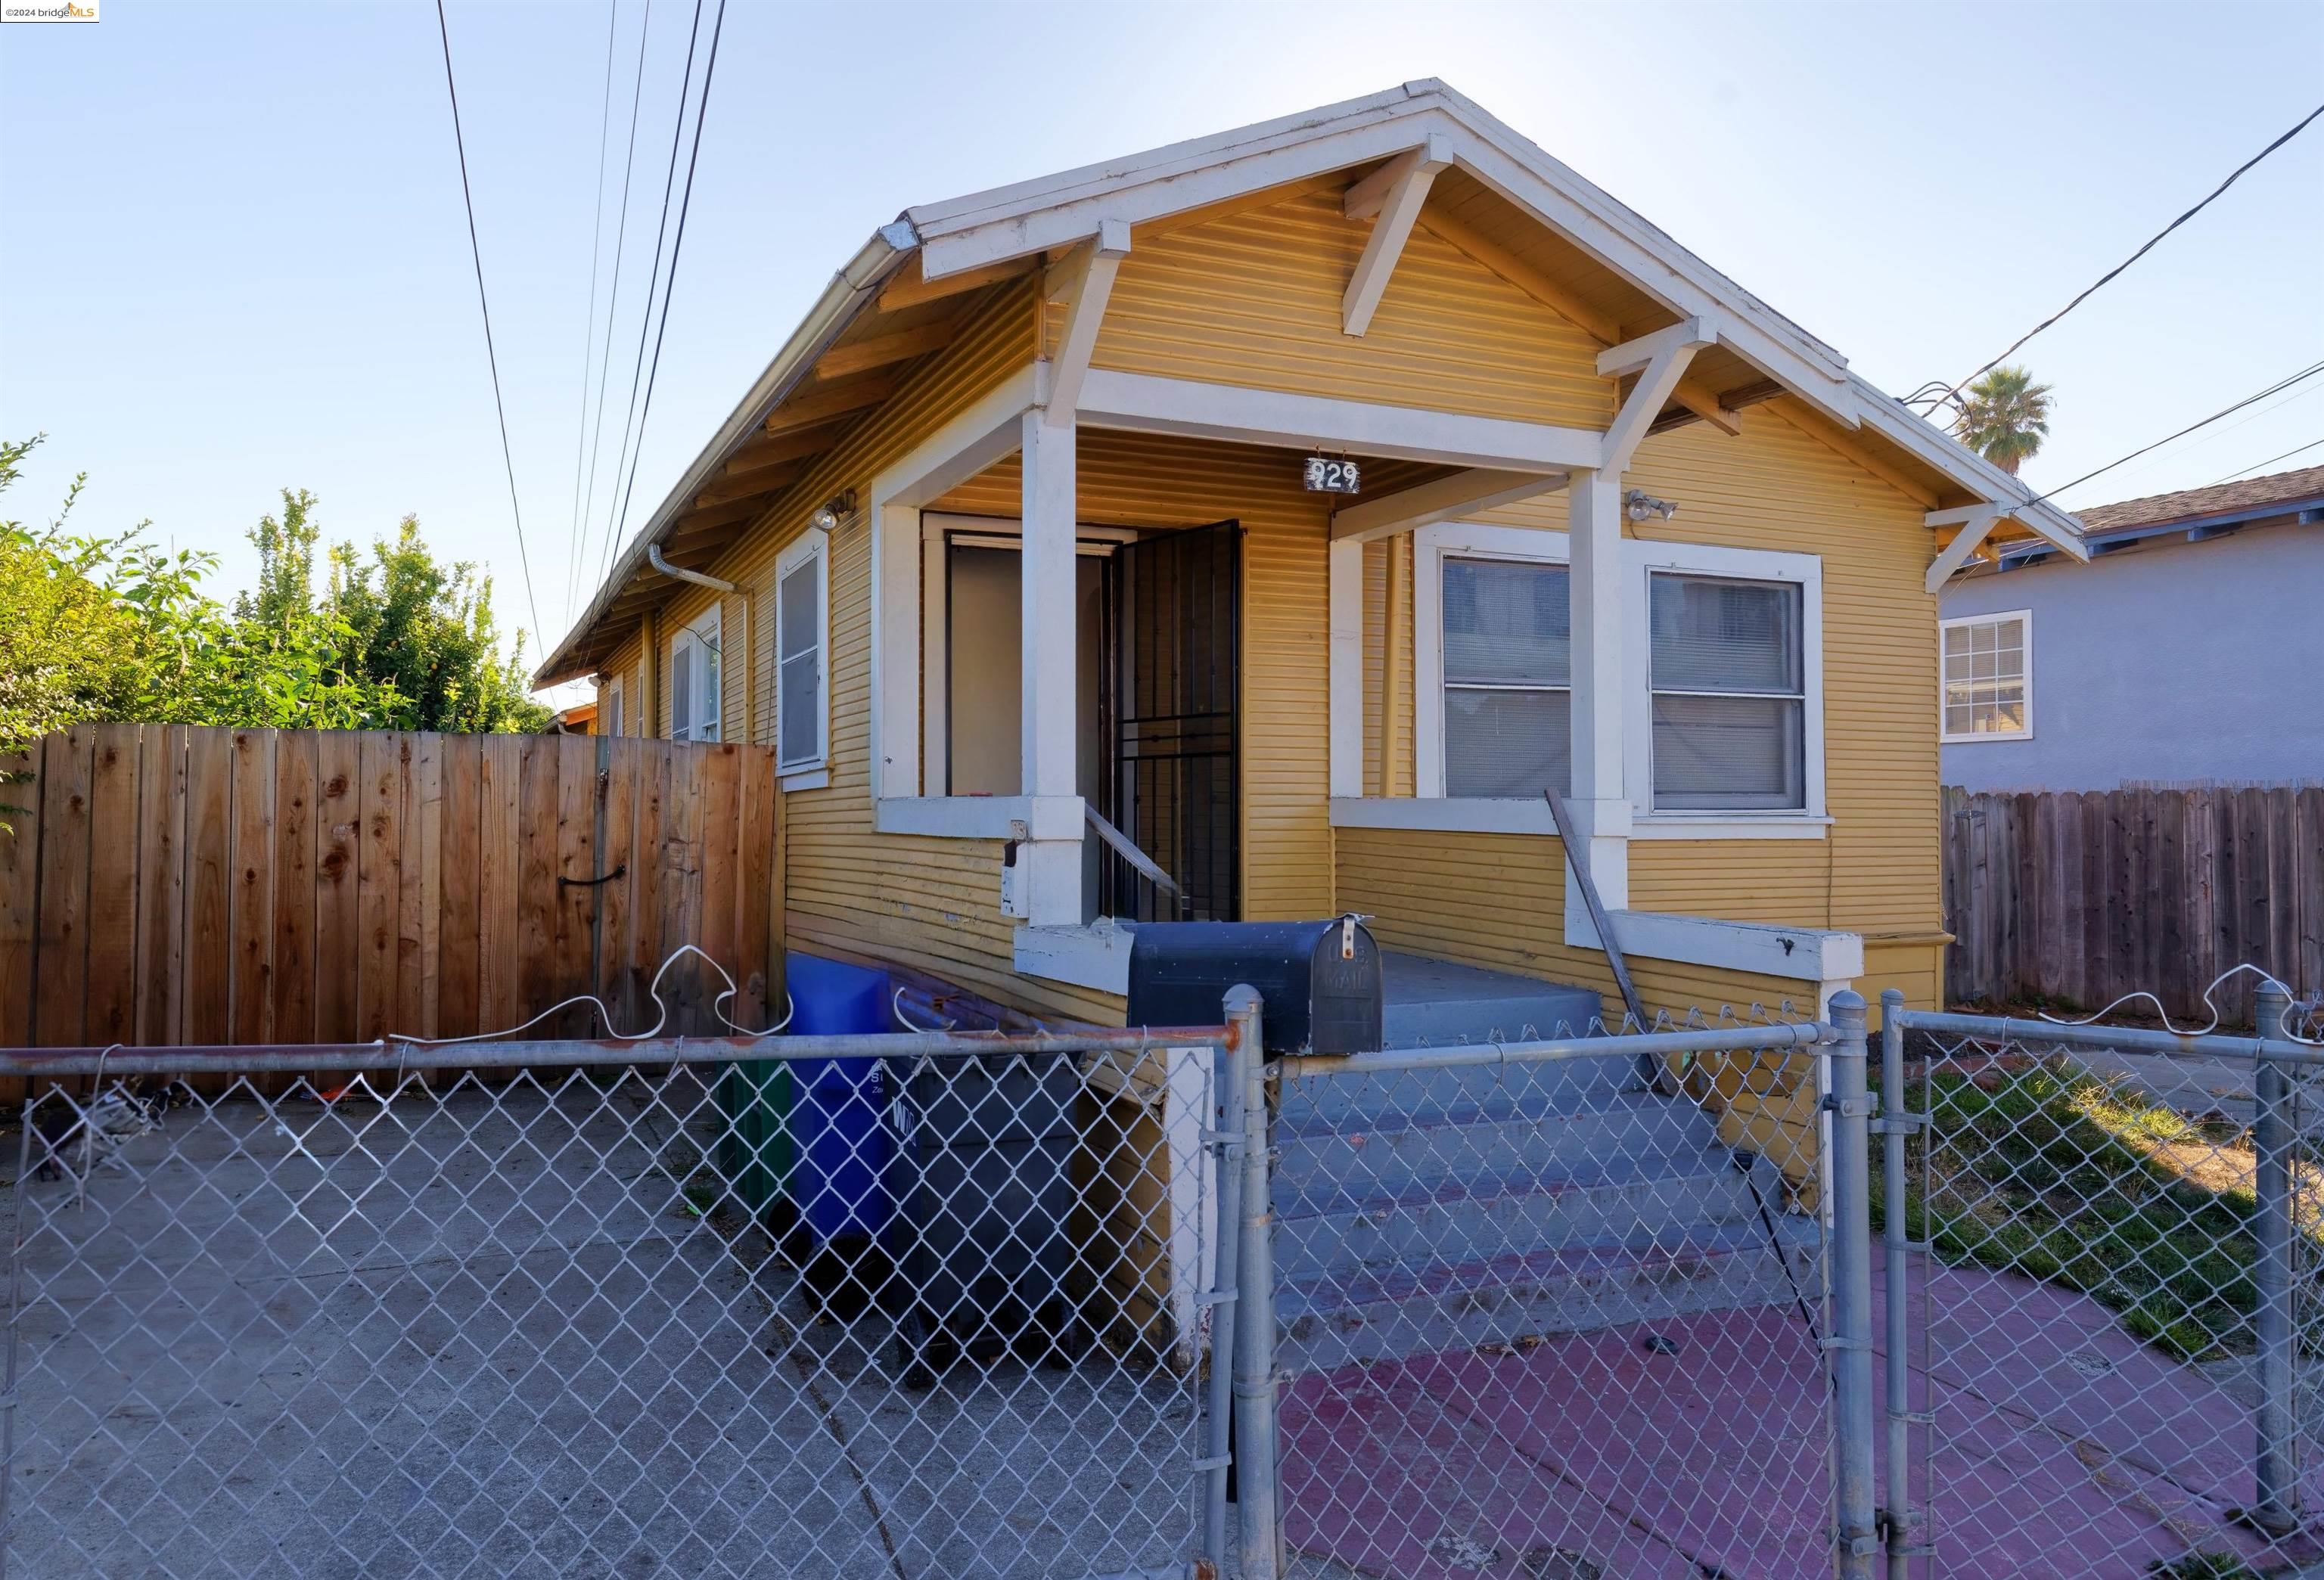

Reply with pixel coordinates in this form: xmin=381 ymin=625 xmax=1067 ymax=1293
xmin=1261 ymin=1007 xmax=1853 ymax=1580
xmin=0 ymin=1025 xmax=1237 ymax=1580
xmin=1885 ymin=986 xmax=2324 ymax=1579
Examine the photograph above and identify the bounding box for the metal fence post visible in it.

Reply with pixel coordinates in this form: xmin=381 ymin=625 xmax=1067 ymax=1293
xmin=1878 ymin=988 xmax=1924 ymax=1579
xmin=1202 ymin=1006 xmax=1249 ymax=1569
xmin=1225 ymin=985 xmax=1280 ymax=1580
xmin=2253 ymin=980 xmax=2299 ymax=1535
xmin=1827 ymin=990 xmax=1881 ymax=1579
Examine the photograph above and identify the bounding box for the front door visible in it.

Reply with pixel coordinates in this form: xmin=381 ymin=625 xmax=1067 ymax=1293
xmin=1102 ymin=520 xmax=1241 ymax=921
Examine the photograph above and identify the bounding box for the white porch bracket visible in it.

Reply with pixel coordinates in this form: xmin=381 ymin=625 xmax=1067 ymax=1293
xmin=1328 ymin=467 xmax=1569 ymax=544
xmin=1342 ymin=133 xmax=1454 ymax=337
xmin=1922 ymin=502 xmax=2005 ymax=593
xmin=1599 ymin=316 xmax=1717 ymax=471
xmin=1040 ymin=217 xmax=1130 ymax=426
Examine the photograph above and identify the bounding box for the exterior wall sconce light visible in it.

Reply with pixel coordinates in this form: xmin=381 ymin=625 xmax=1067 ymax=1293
xmin=1625 ymin=489 xmax=1679 ymax=523
xmin=808 ymin=491 xmax=857 ymax=534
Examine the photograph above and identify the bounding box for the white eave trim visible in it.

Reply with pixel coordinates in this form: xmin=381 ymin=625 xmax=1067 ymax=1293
xmin=536 ymin=222 xmax=918 ymax=684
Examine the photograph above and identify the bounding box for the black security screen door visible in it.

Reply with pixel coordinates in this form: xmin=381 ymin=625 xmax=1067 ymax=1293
xmin=1101 ymin=520 xmax=1241 ymax=922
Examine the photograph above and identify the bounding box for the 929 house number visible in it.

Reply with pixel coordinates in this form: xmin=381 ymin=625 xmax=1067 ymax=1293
xmin=1303 ymin=456 xmax=1361 ymax=494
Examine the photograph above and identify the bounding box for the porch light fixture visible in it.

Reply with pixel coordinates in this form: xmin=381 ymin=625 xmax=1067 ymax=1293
xmin=809 ymin=491 xmax=857 ymax=534
xmin=1624 ymin=489 xmax=1678 ymax=523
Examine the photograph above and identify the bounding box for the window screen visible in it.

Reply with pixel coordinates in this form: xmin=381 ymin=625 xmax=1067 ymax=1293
xmin=1442 ymin=557 xmax=1571 ymax=798
xmin=1941 ymin=614 xmax=2028 ymax=738
xmin=1648 ymin=573 xmax=1804 ymax=811
xmin=778 ymin=548 xmax=823 ymax=769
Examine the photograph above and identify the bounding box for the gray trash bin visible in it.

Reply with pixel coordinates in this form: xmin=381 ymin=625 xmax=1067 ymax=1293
xmin=887 ymin=1051 xmax=1087 ymax=1387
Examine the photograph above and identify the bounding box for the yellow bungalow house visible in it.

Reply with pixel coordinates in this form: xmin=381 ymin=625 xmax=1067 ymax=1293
xmin=539 ymin=80 xmax=2085 ymax=1050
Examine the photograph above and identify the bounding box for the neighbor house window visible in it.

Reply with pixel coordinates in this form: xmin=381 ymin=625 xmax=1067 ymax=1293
xmin=670 ymin=606 xmax=721 ymax=743
xmin=1648 ymin=572 xmax=1805 ymax=811
xmin=1442 ymin=555 xmax=1571 ymax=797
xmin=1940 ymin=610 xmax=2031 ymax=740
xmin=776 ymin=529 xmax=828 ymax=773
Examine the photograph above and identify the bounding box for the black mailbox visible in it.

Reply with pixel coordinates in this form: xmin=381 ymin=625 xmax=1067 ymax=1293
xmin=1125 ymin=918 xmax=1383 ymax=1054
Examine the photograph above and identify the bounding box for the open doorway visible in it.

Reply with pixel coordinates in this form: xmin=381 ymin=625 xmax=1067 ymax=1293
xmin=927 ymin=514 xmax=1241 ymax=923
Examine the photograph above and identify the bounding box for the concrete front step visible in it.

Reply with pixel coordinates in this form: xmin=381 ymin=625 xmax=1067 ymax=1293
xmin=1273 ymin=1150 xmax=1779 ymax=1285
xmin=1273 ymin=1091 xmax=1721 ymax=1197
xmin=1275 ymin=1218 xmax=1825 ymax=1374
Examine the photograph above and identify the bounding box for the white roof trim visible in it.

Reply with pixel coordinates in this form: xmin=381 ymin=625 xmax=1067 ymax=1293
xmin=551 ymin=81 xmax=2086 ymax=679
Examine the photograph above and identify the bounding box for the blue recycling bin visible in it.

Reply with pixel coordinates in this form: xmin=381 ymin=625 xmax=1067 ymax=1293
xmin=785 ymin=953 xmax=896 ymax=1251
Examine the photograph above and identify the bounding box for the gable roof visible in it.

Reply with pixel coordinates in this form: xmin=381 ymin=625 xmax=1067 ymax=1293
xmin=539 ymin=79 xmax=2085 ymax=684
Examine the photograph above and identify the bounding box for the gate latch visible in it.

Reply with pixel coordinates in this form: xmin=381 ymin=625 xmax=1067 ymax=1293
xmin=1822 ymin=1093 xmax=1877 ymax=1119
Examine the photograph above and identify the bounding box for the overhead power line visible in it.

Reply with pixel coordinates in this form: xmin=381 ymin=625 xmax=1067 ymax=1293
xmin=579 ymin=0 xmax=658 ymax=596
xmin=2207 ymin=436 xmax=2324 ymax=486
xmin=2020 ymin=357 xmax=2324 ymax=513
xmin=1912 ymin=98 xmax=2324 ymax=414
xmin=595 ymin=0 xmax=708 ymax=585
xmin=606 ymin=0 xmax=729 ymax=569
xmin=563 ymin=0 xmax=623 ymax=625
xmin=433 ymin=0 xmax=544 ymax=653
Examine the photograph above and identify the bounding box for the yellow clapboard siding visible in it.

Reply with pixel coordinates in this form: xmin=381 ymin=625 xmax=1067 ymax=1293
xmin=1096 ymin=186 xmax=1613 ymax=430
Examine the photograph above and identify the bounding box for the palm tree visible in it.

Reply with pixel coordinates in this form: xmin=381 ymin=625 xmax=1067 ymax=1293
xmin=1953 ymin=366 xmax=2054 ymax=475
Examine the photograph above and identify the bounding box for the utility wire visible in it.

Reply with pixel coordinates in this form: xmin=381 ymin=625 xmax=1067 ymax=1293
xmin=580 ymin=0 xmax=657 ymax=594
xmin=2207 ymin=436 xmax=2324 ymax=487
xmin=606 ymin=0 xmax=728 ymax=568
xmin=564 ymin=0 xmax=623 ymax=625
xmin=1912 ymin=98 xmax=2324 ymax=413
xmin=433 ymin=0 xmax=544 ymax=653
xmin=595 ymin=0 xmax=707 ymax=585
xmin=2020 ymin=358 xmax=2324 ymax=512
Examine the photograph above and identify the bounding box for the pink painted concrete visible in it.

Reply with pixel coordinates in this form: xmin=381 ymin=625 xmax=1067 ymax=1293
xmin=1279 ymin=1250 xmax=2321 ymax=1578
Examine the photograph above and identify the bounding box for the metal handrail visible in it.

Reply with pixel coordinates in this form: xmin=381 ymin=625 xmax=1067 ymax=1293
xmin=1084 ymin=803 xmax=1182 ymax=899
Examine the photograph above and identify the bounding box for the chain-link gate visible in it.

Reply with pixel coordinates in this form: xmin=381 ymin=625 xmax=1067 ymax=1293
xmin=0 ymin=1023 xmax=1239 ymax=1580
xmin=1884 ymin=984 xmax=2324 ymax=1578
xmin=1253 ymin=1007 xmax=1862 ymax=1580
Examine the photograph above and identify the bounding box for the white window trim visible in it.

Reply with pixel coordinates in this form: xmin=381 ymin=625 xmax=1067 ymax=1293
xmin=1939 ymin=607 xmax=2034 ymax=743
xmin=915 ymin=511 xmax=1136 ymax=808
xmin=1400 ymin=521 xmax=1827 ymax=838
xmin=776 ymin=529 xmax=829 ymax=780
xmin=605 ymin=675 xmax=625 ymax=739
xmin=670 ymin=603 xmax=723 ymax=744
xmin=1626 ymin=536 xmax=1825 ymax=827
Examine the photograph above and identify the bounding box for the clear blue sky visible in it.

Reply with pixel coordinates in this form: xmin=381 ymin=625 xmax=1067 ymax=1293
xmin=5 ymin=1 xmax=2319 ymax=694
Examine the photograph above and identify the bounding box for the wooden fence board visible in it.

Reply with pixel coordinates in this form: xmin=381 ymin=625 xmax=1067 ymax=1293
xmin=437 ymin=737 xmax=481 ymax=1040
xmin=312 ymin=732 xmax=362 ymax=1044
xmin=228 ymin=730 xmax=275 ymax=1047
xmin=4 ymin=727 xmax=781 ymax=1065
xmin=1944 ymin=784 xmax=2321 ymax=1022
xmin=182 ymin=730 xmax=234 ymax=1047
xmin=2 ymin=745 xmax=45 ymax=1050
xmin=35 ymin=728 xmax=95 ymax=1047
xmin=85 ymin=725 xmax=143 ymax=1047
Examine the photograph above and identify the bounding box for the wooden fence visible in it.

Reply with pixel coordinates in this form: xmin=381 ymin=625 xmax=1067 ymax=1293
xmin=1942 ymin=784 xmax=2324 ymax=1023
xmin=0 ymin=725 xmax=783 ymax=1083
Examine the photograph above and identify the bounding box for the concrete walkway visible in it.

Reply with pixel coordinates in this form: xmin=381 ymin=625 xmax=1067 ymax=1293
xmin=1278 ymin=1245 xmax=2324 ymax=1578
xmin=0 ymin=1085 xmax=1199 ymax=1580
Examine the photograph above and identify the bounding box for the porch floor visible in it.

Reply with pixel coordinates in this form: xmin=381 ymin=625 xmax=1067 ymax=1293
xmin=1380 ymin=952 xmax=1604 ymax=1049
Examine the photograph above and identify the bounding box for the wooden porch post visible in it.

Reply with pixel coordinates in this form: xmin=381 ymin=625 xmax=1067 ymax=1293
xmin=1565 ymin=467 xmax=1632 ymax=936
xmin=1019 ymin=410 xmax=1084 ymax=925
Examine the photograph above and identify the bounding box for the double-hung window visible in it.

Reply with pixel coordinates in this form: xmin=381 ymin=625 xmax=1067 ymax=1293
xmin=1647 ymin=572 xmax=1806 ymax=812
xmin=1940 ymin=610 xmax=2030 ymax=740
xmin=670 ymin=606 xmax=722 ymax=743
xmin=605 ymin=675 xmax=625 ymax=738
xmin=1440 ymin=555 xmax=1571 ymax=797
xmin=776 ymin=529 xmax=828 ymax=775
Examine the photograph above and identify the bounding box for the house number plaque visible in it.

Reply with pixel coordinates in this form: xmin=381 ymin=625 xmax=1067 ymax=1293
xmin=1303 ymin=456 xmax=1361 ymax=494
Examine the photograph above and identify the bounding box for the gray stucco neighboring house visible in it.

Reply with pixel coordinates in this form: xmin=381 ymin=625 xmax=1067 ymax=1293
xmin=1938 ymin=464 xmax=2324 ymax=792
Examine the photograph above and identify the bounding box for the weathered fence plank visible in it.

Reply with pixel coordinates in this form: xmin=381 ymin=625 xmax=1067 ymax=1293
xmin=1944 ymin=784 xmax=2319 ymax=1021
xmin=3 ymin=727 xmax=781 ymax=1070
